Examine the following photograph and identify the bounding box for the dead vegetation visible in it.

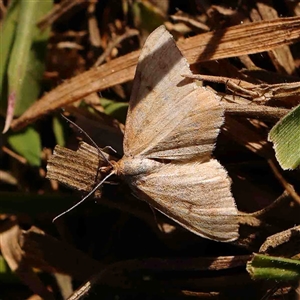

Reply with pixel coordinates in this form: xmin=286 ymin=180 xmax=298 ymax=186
xmin=1 ymin=1 xmax=300 ymax=299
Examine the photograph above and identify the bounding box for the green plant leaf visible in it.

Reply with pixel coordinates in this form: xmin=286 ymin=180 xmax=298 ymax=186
xmin=268 ymin=104 xmax=300 ymax=170
xmin=247 ymin=253 xmax=300 ymax=281
xmin=53 ymin=116 xmax=66 ymax=146
xmin=3 ymin=0 xmax=53 ymax=132
xmin=0 ymin=0 xmax=20 ymax=115
xmin=100 ymin=98 xmax=128 ymax=123
xmin=132 ymin=0 xmax=165 ymax=33
xmin=7 ymin=126 xmax=42 ymax=166
xmin=0 ymin=255 xmax=17 ymax=283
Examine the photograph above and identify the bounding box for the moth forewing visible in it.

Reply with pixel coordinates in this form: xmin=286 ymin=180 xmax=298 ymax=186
xmin=144 ymin=88 xmax=225 ymax=161
xmin=123 ymin=26 xmax=221 ymax=160
xmin=123 ymin=26 xmax=225 ymax=163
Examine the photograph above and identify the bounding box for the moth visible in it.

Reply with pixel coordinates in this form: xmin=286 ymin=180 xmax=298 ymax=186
xmin=48 ymin=25 xmax=239 ymax=242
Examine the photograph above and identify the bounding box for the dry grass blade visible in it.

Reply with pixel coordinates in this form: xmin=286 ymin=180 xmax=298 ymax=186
xmin=10 ymin=17 xmax=300 ymax=131
xmin=253 ymin=2 xmax=296 ymax=75
xmin=68 ymin=255 xmax=251 ymax=299
xmin=180 ymin=16 xmax=300 ymax=64
xmin=224 ymin=103 xmax=290 ymax=121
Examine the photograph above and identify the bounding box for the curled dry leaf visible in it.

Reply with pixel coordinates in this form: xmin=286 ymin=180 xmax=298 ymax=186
xmin=0 ymin=222 xmax=55 ymax=300
xmin=259 ymin=225 xmax=300 ymax=256
xmin=47 ymin=142 xmax=111 ymax=196
xmin=19 ymin=226 xmax=103 ymax=280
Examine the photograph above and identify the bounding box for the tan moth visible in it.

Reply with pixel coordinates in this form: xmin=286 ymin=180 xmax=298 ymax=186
xmin=50 ymin=25 xmax=239 ymax=242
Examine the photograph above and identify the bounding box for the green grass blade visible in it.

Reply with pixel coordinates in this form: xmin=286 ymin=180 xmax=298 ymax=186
xmin=100 ymin=98 xmax=128 ymax=123
xmin=132 ymin=1 xmax=165 ymax=33
xmin=3 ymin=0 xmax=53 ymax=132
xmin=7 ymin=126 xmax=41 ymax=166
xmin=0 ymin=0 xmax=20 ymax=114
xmin=53 ymin=115 xmax=66 ymax=146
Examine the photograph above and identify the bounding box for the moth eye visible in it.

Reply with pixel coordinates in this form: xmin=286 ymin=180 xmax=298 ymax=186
xmin=136 ymin=178 xmax=146 ymax=185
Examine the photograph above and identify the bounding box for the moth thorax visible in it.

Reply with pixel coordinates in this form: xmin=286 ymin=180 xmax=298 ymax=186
xmin=115 ymin=157 xmax=162 ymax=176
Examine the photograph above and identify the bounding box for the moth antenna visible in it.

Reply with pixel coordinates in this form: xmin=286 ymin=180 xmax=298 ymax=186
xmin=102 ymin=145 xmax=117 ymax=153
xmin=52 ymin=171 xmax=116 ymax=222
xmin=60 ymin=113 xmax=114 ymax=167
